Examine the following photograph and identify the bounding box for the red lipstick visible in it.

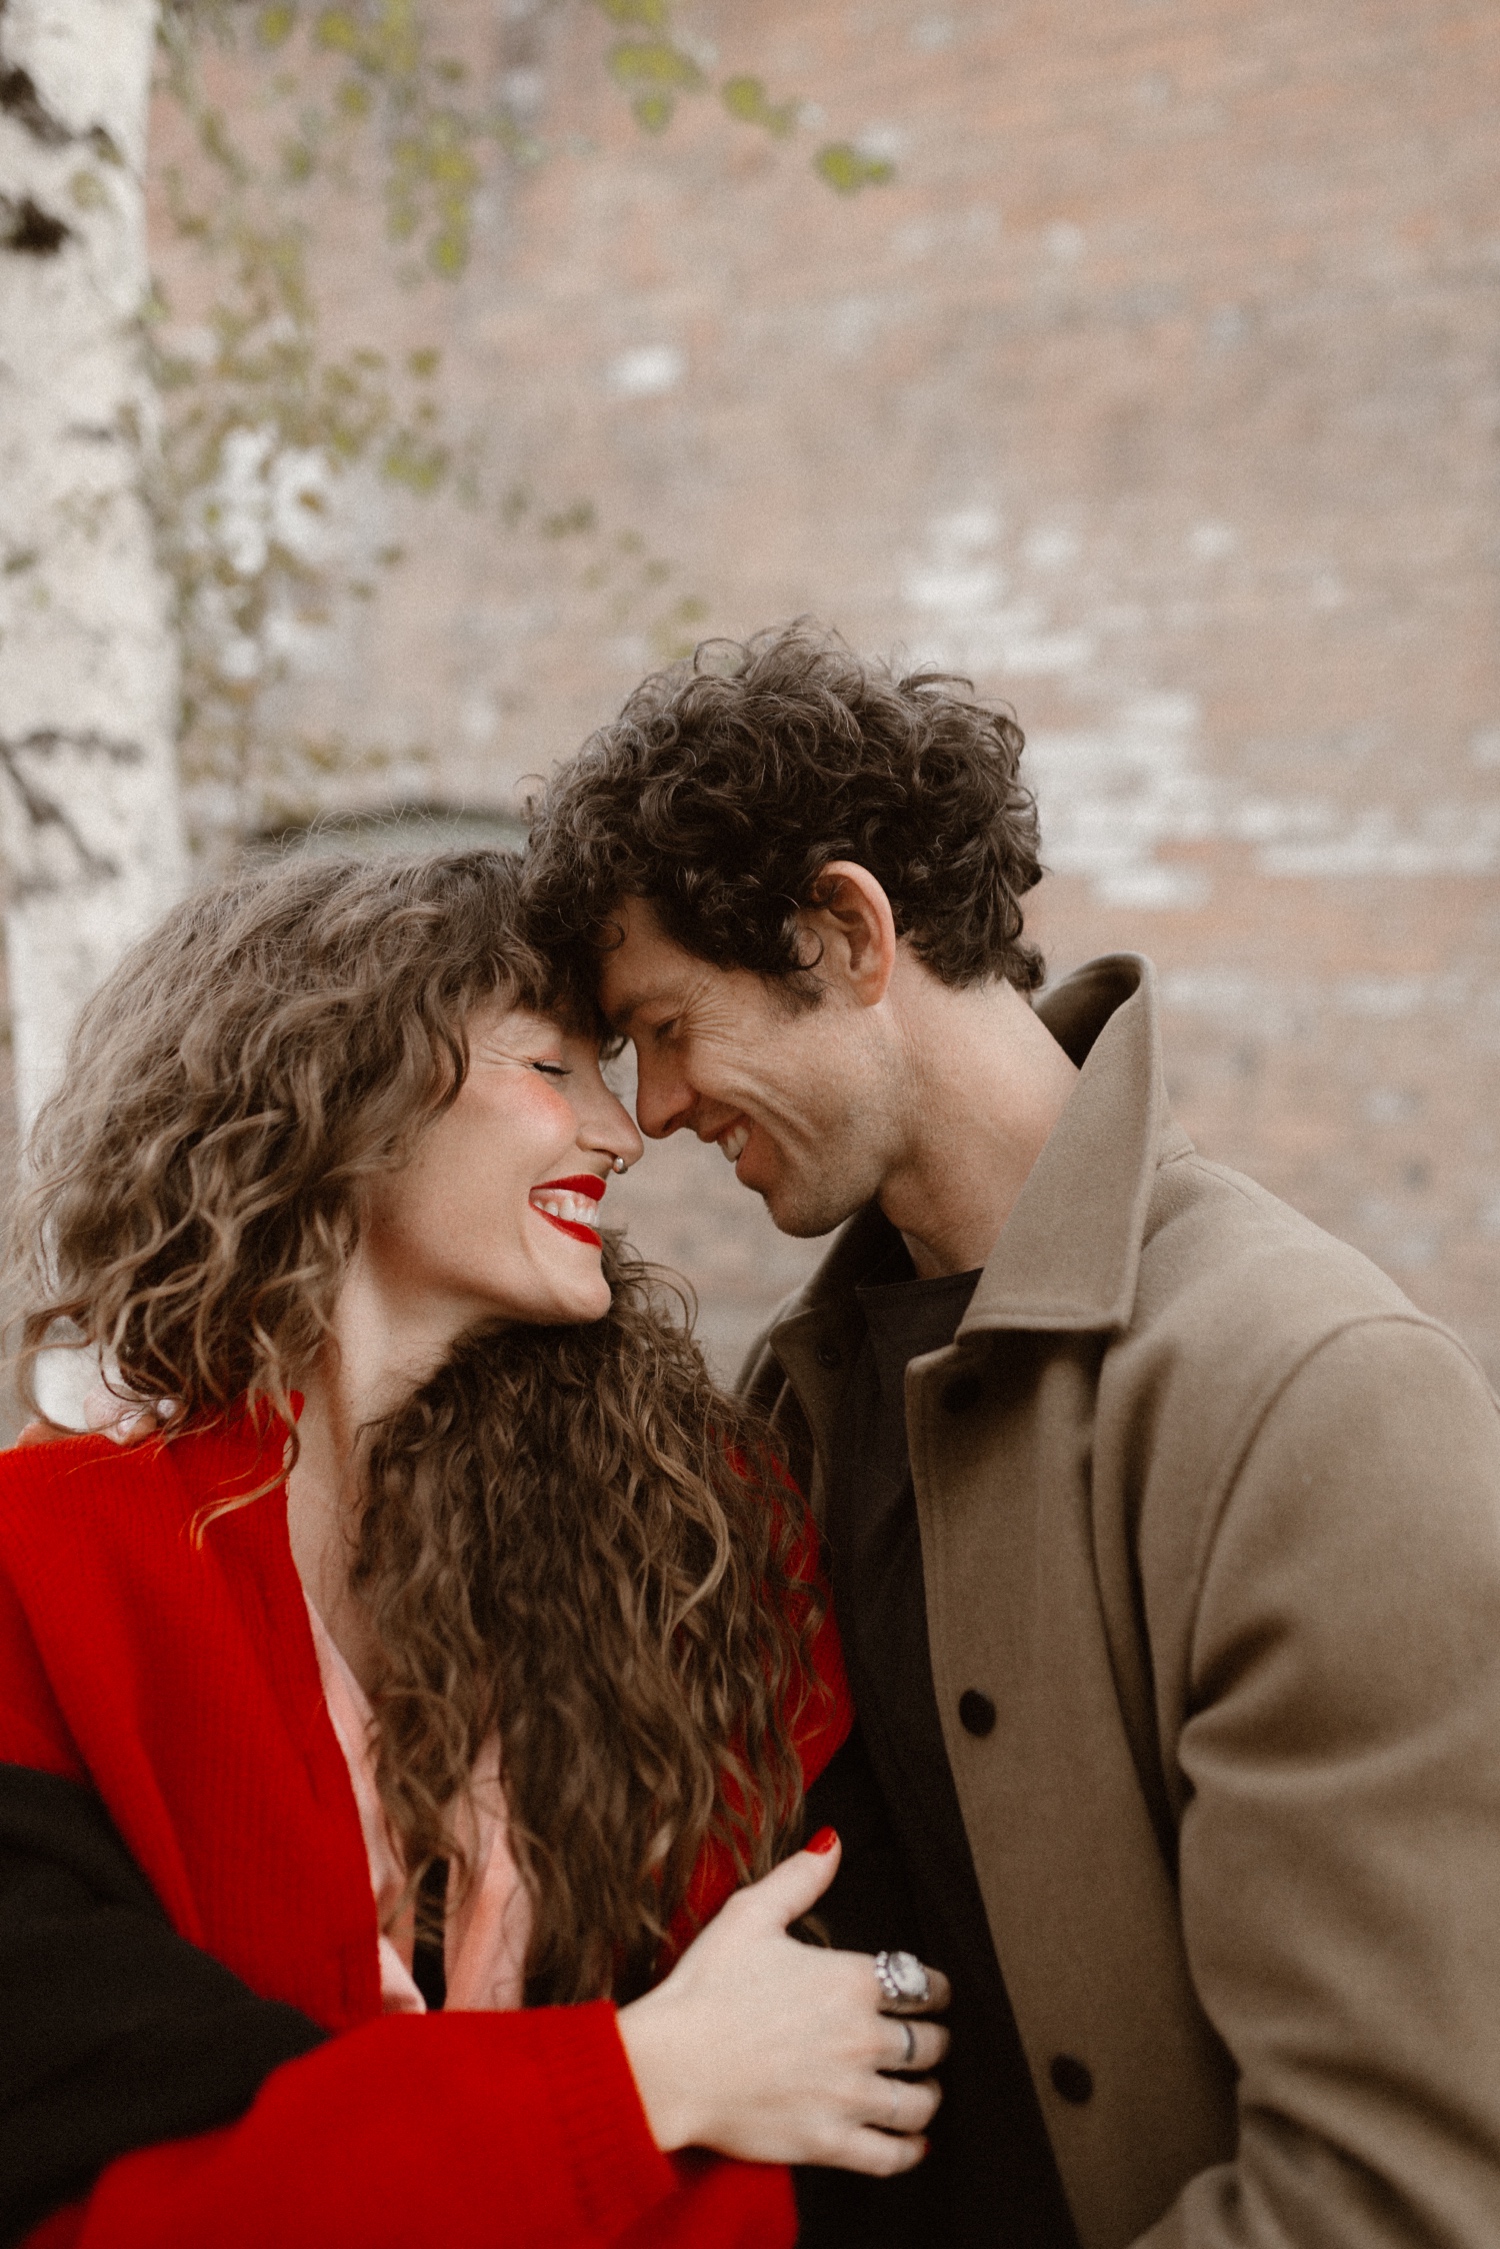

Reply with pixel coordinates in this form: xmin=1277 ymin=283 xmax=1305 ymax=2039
xmin=529 ymin=1172 xmax=606 ymax=1248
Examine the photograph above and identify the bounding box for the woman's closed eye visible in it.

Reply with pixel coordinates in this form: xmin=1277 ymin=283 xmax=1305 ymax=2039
xmin=486 ymin=1044 xmax=572 ymax=1080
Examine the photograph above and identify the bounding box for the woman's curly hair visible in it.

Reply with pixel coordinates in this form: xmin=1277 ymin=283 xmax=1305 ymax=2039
xmin=10 ymin=848 xmax=817 ymax=2000
xmin=525 ymin=619 xmax=1045 ymax=999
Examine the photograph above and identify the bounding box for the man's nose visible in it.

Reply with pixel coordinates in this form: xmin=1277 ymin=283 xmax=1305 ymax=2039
xmin=632 ymin=1048 xmax=694 ymax=1140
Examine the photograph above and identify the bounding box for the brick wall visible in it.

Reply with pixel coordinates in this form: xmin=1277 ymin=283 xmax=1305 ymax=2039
xmin=149 ymin=0 xmax=1500 ymax=1383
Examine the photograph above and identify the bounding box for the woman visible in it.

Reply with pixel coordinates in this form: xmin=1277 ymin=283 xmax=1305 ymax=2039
xmin=0 ymin=849 xmax=948 ymax=2249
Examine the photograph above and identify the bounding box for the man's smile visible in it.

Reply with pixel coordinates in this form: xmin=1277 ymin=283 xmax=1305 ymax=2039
xmin=716 ymin=1119 xmax=752 ymax=1165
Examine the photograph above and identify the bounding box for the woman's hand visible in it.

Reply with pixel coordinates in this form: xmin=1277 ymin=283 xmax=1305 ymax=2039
xmin=616 ymin=1831 xmax=950 ymax=2175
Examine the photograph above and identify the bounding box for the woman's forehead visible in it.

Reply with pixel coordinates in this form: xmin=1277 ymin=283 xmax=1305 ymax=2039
xmin=467 ymin=996 xmax=598 ymax=1056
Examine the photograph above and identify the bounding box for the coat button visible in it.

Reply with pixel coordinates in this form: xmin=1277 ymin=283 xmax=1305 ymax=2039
xmin=1050 ymin=2055 xmax=1093 ymax=2106
xmin=814 ymin=1341 xmax=842 ymax=1370
xmin=958 ymin=1689 xmax=996 ymax=1737
xmin=943 ymin=1370 xmax=982 ymax=1414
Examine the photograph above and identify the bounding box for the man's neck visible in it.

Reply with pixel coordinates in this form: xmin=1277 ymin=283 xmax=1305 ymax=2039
xmin=876 ymin=971 xmax=1080 ymax=1280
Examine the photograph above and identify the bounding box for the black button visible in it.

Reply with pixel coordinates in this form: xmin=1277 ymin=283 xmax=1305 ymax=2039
xmin=1050 ymin=2055 xmax=1093 ymax=2106
xmin=813 ymin=1341 xmax=842 ymax=1370
xmin=943 ymin=1371 xmax=982 ymax=1414
xmin=958 ymin=1689 xmax=996 ymax=1737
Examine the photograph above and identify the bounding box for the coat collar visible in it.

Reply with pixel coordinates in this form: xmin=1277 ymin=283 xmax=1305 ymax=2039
xmin=770 ymin=952 xmax=1184 ymax=1362
xmin=961 ymin=951 xmax=1184 ymax=1337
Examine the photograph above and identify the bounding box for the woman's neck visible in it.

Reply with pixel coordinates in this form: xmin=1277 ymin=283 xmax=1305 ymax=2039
xmin=285 ymin=1252 xmax=461 ymax=1692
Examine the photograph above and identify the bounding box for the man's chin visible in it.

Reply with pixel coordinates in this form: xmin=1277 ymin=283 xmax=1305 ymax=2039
xmin=756 ymin=1173 xmax=867 ymax=1241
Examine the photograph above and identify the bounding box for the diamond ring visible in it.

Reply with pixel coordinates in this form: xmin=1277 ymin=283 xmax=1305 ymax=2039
xmin=873 ymin=1948 xmax=932 ymax=2008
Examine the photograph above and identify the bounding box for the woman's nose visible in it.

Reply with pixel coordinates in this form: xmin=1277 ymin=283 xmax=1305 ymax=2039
xmin=605 ymin=1095 xmax=645 ymax=1169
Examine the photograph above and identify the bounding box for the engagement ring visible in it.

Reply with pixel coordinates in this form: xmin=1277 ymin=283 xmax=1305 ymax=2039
xmin=874 ymin=1948 xmax=931 ymax=2008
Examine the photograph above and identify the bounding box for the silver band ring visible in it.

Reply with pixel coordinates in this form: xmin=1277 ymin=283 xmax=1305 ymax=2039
xmin=612 ymin=1155 xmax=627 ymax=1174
xmin=874 ymin=1948 xmax=932 ymax=2008
xmin=900 ymin=2019 xmax=916 ymax=2068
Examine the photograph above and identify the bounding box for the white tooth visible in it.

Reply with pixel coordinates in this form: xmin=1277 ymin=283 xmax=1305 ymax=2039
xmin=531 ymin=1190 xmax=599 ymax=1227
xmin=721 ymin=1123 xmax=749 ymax=1163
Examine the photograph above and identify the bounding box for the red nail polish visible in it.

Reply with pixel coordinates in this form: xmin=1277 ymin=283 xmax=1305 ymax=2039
xmin=806 ymin=1825 xmax=838 ymax=1855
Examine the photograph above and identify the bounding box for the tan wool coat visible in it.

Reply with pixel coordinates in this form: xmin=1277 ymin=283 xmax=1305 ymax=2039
xmin=743 ymin=955 xmax=1500 ymax=2249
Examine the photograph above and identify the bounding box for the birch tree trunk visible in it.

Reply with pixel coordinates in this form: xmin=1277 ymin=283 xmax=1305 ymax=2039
xmin=0 ymin=0 xmax=186 ymax=1136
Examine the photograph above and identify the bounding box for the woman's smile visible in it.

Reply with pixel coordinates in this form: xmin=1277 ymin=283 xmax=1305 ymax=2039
xmin=529 ymin=1172 xmax=607 ymax=1247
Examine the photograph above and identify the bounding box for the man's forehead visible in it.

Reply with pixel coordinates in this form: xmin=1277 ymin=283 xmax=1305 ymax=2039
xmin=595 ymin=896 xmax=699 ymax=1025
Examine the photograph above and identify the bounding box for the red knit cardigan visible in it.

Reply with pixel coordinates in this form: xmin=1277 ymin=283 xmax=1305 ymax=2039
xmin=0 ymin=1410 xmax=852 ymax=2249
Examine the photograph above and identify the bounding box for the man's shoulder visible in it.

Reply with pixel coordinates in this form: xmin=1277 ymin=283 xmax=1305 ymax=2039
xmin=1117 ymin=1143 xmax=1477 ymax=1433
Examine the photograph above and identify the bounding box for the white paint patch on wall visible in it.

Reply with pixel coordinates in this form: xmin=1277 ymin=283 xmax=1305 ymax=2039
xmin=902 ymin=506 xmax=1500 ymax=911
xmin=902 ymin=507 xmax=1097 ymax=678
xmin=1027 ymin=696 xmax=1214 ymax=910
xmin=607 ymin=344 xmax=685 ymax=398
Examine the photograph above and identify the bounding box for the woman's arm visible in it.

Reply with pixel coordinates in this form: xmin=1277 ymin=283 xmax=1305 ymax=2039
xmin=44 ymin=2008 xmax=734 ymax=2249
xmin=0 ymin=1762 xmax=795 ymax=2249
xmin=0 ymin=1763 xmax=327 ymax=2247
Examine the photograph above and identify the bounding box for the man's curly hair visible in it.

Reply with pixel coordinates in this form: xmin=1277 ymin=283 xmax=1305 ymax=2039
xmin=525 ymin=622 xmax=1046 ymax=997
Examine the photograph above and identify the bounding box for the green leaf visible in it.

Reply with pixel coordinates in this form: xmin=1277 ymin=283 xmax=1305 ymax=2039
xmin=813 ymin=142 xmax=896 ymax=194
xmin=608 ymin=39 xmax=703 ymax=92
xmin=721 ymin=75 xmax=797 ymax=138
xmin=594 ymin=0 xmax=671 ymax=25
xmin=407 ymin=346 xmax=440 ymax=377
xmin=632 ymin=91 xmax=674 ymax=132
xmin=256 ymin=3 xmax=297 ymax=47
xmin=430 ymin=233 xmax=466 ymax=275
xmin=314 ymin=6 xmax=359 ymax=53
xmin=68 ymin=167 xmax=109 ymax=211
xmin=542 ymin=500 xmax=596 ymax=537
xmin=381 ymin=430 xmax=450 ymax=492
xmin=336 ymin=79 xmax=373 ymax=117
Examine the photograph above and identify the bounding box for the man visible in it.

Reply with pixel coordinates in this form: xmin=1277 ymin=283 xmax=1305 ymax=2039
xmin=525 ymin=623 xmax=1500 ymax=2249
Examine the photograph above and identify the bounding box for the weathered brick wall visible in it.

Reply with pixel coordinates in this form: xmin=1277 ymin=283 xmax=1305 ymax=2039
xmin=149 ymin=0 xmax=1500 ymax=1384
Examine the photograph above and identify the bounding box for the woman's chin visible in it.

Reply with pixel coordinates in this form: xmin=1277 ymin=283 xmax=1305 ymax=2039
xmin=507 ymin=1273 xmax=613 ymax=1328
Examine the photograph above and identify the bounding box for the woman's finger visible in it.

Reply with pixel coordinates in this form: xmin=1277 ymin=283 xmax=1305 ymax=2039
xmin=872 ymin=1956 xmax=952 ymax=2015
xmin=871 ymin=2075 xmax=943 ymax=2137
xmin=834 ymin=2125 xmax=932 ymax=2178
xmin=885 ymin=2019 xmax=949 ymax=2074
xmin=732 ymin=1827 xmax=843 ymax=1932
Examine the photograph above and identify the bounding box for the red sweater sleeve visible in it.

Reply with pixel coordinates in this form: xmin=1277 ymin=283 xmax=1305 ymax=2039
xmin=29 ymin=2008 xmax=795 ymax=2249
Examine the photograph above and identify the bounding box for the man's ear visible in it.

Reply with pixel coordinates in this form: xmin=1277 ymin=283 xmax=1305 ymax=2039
xmin=797 ymin=861 xmax=897 ymax=1007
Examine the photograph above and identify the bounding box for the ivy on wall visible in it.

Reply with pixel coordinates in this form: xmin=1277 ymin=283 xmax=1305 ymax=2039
xmin=149 ymin=0 xmax=893 ymax=846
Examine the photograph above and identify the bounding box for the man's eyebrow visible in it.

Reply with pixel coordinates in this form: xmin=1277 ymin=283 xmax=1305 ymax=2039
xmin=602 ymin=985 xmax=659 ymax=1036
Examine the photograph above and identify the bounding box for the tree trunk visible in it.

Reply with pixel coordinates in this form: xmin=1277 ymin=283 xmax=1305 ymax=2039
xmin=0 ymin=0 xmax=186 ymax=1136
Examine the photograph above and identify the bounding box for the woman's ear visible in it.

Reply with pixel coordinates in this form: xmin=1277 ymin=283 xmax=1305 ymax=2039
xmin=797 ymin=861 xmax=897 ymax=1007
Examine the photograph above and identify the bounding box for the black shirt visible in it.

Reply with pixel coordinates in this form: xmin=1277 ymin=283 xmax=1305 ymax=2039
xmin=797 ymin=1247 xmax=1078 ymax=2249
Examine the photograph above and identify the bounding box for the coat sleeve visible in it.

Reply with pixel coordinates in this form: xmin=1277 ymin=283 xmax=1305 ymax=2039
xmin=1141 ymin=1316 xmax=1500 ymax=2248
xmin=0 ymin=1777 xmax=797 ymax=2249
xmin=23 ymin=2008 xmax=795 ymax=2249
xmin=0 ymin=1762 xmax=328 ymax=2248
